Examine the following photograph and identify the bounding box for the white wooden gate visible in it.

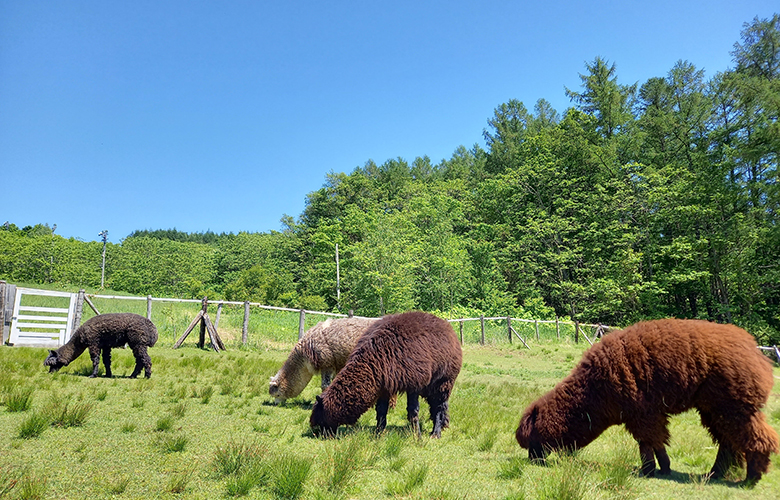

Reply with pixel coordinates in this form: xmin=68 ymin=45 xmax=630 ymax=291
xmin=9 ymin=288 xmax=77 ymax=347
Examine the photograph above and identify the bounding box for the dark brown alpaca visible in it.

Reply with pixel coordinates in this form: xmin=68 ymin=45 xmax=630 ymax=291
xmin=310 ymin=311 xmax=462 ymax=438
xmin=516 ymin=319 xmax=779 ymax=482
xmin=44 ymin=313 xmax=158 ymax=378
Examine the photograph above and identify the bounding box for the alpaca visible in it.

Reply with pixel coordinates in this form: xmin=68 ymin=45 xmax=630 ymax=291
xmin=44 ymin=313 xmax=158 ymax=378
xmin=269 ymin=317 xmax=376 ymax=404
xmin=515 ymin=318 xmax=779 ymax=482
xmin=310 ymin=311 xmax=462 ymax=438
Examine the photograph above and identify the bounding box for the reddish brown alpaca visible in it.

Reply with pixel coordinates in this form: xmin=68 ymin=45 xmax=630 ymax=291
xmin=516 ymin=319 xmax=779 ymax=482
xmin=310 ymin=311 xmax=462 ymax=437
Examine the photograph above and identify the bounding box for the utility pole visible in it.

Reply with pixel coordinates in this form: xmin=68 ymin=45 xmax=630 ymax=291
xmin=99 ymin=230 xmax=108 ymax=288
xmin=335 ymin=243 xmax=341 ymax=311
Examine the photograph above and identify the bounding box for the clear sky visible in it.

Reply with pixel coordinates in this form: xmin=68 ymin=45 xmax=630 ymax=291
xmin=1 ymin=1 xmax=776 ymax=242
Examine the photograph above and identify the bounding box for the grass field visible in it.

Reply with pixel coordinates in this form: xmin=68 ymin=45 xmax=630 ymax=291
xmin=1 ymin=337 xmax=779 ymax=499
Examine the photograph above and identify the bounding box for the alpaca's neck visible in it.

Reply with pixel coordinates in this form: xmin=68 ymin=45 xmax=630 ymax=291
xmin=323 ymin=360 xmax=379 ymax=426
xmin=549 ymin=375 xmax=616 ymax=446
xmin=278 ymin=344 xmax=316 ymax=398
xmin=56 ymin=337 xmax=87 ymax=363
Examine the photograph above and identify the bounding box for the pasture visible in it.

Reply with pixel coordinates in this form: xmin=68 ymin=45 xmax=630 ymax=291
xmin=1 ymin=336 xmax=779 ymax=499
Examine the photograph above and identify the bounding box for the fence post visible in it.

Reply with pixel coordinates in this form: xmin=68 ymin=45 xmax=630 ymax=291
xmin=299 ymin=309 xmax=306 ymax=339
xmin=459 ymin=320 xmax=463 ymax=344
xmin=535 ymin=320 xmax=539 ymax=341
xmin=507 ymin=316 xmax=512 ymax=344
xmin=480 ymin=315 xmax=485 ymax=345
xmin=215 ymin=302 xmax=223 ymax=329
xmin=72 ymin=289 xmax=85 ymax=332
xmin=242 ymin=301 xmax=250 ymax=344
xmin=0 ymin=280 xmax=5 ymax=344
xmin=575 ymin=320 xmax=580 ymax=343
xmin=198 ymin=297 xmax=207 ymax=348
xmin=146 ymin=295 xmax=152 ymax=319
xmin=555 ymin=316 xmax=560 ymax=339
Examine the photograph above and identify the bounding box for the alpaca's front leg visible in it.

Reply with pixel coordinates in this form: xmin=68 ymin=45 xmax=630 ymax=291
xmin=375 ymin=397 xmax=391 ymax=434
xmin=102 ymin=348 xmax=113 ymax=378
xmin=88 ymin=346 xmax=101 ymax=378
xmin=321 ymin=371 xmax=333 ymax=390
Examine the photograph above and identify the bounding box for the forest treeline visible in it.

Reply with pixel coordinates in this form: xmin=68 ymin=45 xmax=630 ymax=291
xmin=2 ymin=15 xmax=778 ymax=342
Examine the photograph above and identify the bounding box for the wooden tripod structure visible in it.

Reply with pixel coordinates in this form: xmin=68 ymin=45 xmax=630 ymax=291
xmin=173 ymin=297 xmax=226 ymax=352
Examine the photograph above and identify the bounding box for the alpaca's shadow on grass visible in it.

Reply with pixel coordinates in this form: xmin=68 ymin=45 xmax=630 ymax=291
xmin=261 ymin=399 xmax=314 ymax=410
xmin=304 ymin=423 xmax=421 ymax=440
xmin=643 ymin=469 xmax=757 ymax=489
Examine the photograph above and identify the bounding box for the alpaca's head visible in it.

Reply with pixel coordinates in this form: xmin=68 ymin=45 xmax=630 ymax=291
xmin=269 ymin=347 xmax=316 ymax=404
xmin=310 ymin=394 xmax=337 ymax=437
xmin=268 ymin=373 xmax=286 ymax=404
xmin=44 ymin=350 xmax=68 ymax=373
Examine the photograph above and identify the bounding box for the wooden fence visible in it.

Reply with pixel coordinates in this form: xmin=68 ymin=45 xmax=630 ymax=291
xmin=2 ymin=282 xmax=777 ymax=363
xmin=0 ymin=281 xmax=611 ymax=350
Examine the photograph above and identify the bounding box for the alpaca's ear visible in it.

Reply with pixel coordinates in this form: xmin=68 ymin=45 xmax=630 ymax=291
xmin=315 ymin=394 xmax=323 ymax=404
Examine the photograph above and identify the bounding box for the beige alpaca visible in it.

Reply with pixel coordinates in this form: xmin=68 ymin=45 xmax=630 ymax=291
xmin=269 ymin=317 xmax=375 ymax=404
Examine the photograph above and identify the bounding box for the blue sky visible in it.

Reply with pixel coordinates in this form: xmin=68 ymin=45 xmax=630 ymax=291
xmin=1 ymin=1 xmax=776 ymax=242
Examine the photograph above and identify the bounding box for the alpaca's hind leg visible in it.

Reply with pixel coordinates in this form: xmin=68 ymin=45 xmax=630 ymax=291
xmin=637 ymin=442 xmax=657 ymax=477
xmin=710 ymin=443 xmax=740 ymax=479
xmin=700 ymin=409 xmax=744 ymax=479
xmin=88 ymin=346 xmax=101 ymax=378
xmin=375 ymin=396 xmax=391 ymax=434
xmin=426 ymin=389 xmax=451 ymax=439
xmin=429 ymin=399 xmax=450 ymax=439
xmin=102 ymin=348 xmax=113 ymax=378
xmin=654 ymin=446 xmax=671 ymax=475
xmin=406 ymin=392 xmax=420 ymax=437
xmin=130 ymin=345 xmax=151 ymax=378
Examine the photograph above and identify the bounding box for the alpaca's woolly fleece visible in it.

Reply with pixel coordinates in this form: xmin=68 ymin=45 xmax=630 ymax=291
xmin=310 ymin=311 xmax=462 ymax=437
xmin=269 ymin=317 xmax=376 ymax=404
xmin=516 ymin=318 xmax=778 ymax=482
xmin=44 ymin=313 xmax=158 ymax=378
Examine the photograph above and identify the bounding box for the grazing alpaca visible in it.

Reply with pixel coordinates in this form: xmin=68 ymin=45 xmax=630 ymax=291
xmin=310 ymin=311 xmax=462 ymax=438
xmin=269 ymin=317 xmax=376 ymax=404
xmin=44 ymin=313 xmax=158 ymax=378
xmin=516 ymin=318 xmax=779 ymax=482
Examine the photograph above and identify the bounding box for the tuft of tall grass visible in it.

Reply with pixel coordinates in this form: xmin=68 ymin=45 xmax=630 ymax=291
xmin=18 ymin=412 xmax=51 ymax=439
xmin=268 ymin=453 xmax=313 ymax=500
xmin=385 ymin=462 xmax=429 ymax=496
xmin=47 ymin=399 xmax=93 ymax=428
xmin=327 ymin=434 xmax=369 ymax=494
xmin=497 ymin=456 xmax=526 ymax=480
xmin=212 ymin=440 xmax=267 ymax=478
xmin=106 ymin=474 xmax=130 ymax=495
xmin=4 ymin=387 xmax=34 ymax=412
xmin=157 ymin=433 xmax=188 ymax=453
xmin=166 ymin=471 xmax=190 ymax=494
xmin=0 ymin=467 xmax=19 ymax=498
xmin=224 ymin=464 xmax=268 ymax=497
xmin=16 ymin=470 xmax=47 ymax=500
xmin=534 ymin=455 xmax=591 ymax=500
xmin=156 ymin=416 xmax=174 ymax=432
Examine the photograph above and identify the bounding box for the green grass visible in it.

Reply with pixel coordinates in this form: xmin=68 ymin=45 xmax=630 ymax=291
xmin=0 ymin=341 xmax=778 ymax=499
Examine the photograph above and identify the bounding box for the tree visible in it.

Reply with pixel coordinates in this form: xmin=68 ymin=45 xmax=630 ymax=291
xmin=565 ymin=57 xmax=637 ymax=140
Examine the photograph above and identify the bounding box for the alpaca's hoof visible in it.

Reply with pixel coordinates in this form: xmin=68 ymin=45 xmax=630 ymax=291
xmin=89 ymin=374 xmax=97 ymax=378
